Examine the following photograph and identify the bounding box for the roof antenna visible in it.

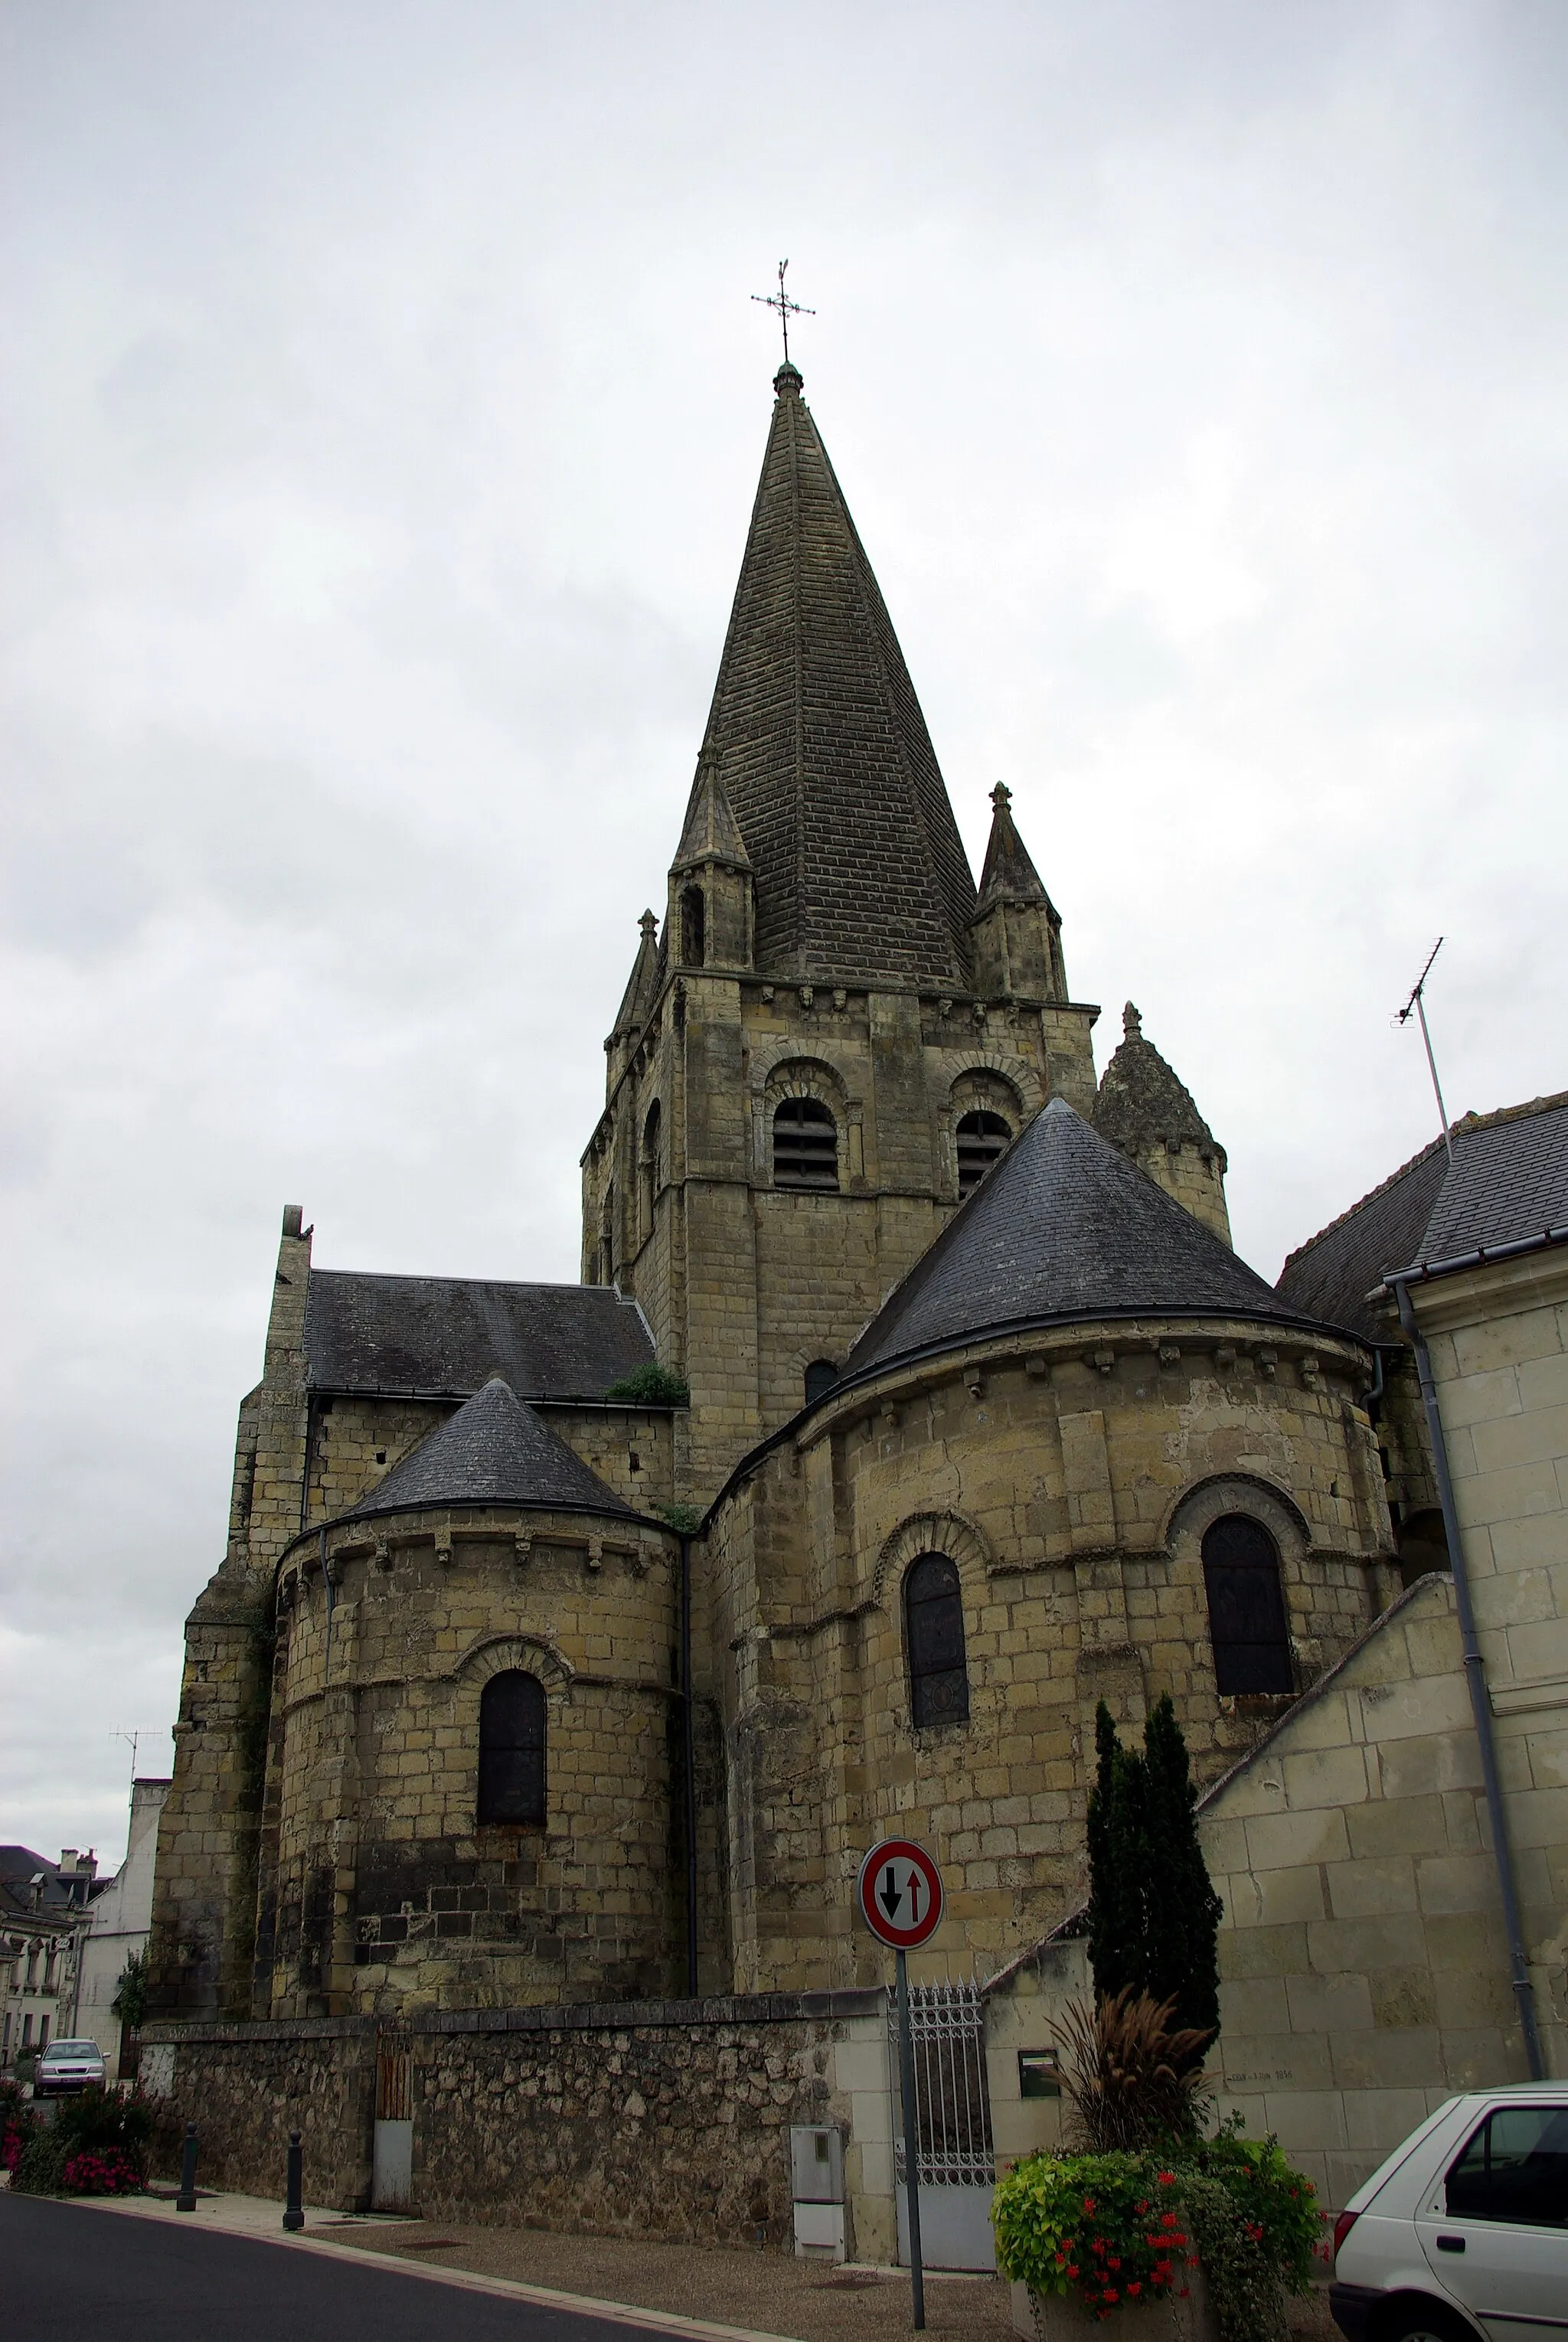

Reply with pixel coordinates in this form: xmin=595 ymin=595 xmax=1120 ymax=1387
xmin=1395 ymin=938 xmax=1455 ymax=1168
xmin=752 ymin=259 xmax=815 ymax=366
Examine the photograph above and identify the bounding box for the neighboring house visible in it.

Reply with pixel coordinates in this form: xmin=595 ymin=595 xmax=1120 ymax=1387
xmin=988 ymin=1094 xmax=1568 ymax=2208
xmin=0 ymin=1847 xmax=98 ymax=2069
xmin=75 ymin=1779 xmax=172 ymax=2077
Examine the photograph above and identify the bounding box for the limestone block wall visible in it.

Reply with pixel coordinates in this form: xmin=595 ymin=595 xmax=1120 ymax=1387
xmin=141 ymin=1991 xmax=889 ymax=2249
xmin=1197 ymin=1573 xmax=1564 ymax=2206
xmin=706 ymin=1317 xmax=1393 ymax=1994
xmin=256 ymin=1504 xmax=726 ymax=2015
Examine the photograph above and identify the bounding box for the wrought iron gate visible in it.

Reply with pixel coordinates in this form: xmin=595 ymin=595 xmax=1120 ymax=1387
xmin=889 ymin=1978 xmax=995 ymax=2186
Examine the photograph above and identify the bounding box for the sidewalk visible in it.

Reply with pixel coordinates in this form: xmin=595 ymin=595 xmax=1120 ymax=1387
xmin=69 ymin=2188 xmax=1008 ymax=2342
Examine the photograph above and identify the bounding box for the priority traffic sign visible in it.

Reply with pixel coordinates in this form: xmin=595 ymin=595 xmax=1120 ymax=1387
xmin=856 ymin=1837 xmax=944 ymax=1950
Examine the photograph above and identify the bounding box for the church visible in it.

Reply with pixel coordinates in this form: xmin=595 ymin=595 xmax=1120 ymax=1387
xmin=147 ymin=354 xmax=1405 ymax=2031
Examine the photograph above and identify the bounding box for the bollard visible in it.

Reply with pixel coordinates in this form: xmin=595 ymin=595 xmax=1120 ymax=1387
xmin=176 ymin=2122 xmax=198 ymax=2213
xmin=283 ymin=2129 xmax=304 ymax=2232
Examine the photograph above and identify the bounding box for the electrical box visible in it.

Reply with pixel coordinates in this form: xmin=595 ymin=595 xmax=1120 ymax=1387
xmin=789 ymin=2124 xmax=844 ymax=2205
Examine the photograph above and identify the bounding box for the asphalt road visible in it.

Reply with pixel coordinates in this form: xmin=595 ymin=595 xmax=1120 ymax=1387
xmin=0 ymin=2197 xmax=681 ymax=2342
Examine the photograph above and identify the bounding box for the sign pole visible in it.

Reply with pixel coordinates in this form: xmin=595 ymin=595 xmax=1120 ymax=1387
xmin=895 ymin=1946 xmax=926 ymax=2331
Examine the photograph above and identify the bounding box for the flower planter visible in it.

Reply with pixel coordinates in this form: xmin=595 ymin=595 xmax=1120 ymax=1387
xmin=1011 ymin=2267 xmax=1218 ymax=2342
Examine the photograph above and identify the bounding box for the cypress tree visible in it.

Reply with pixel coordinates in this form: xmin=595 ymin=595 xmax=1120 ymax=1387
xmin=1083 ymin=1696 xmax=1223 ymax=2061
xmin=1085 ymin=1701 xmax=1146 ymax=2001
xmin=1142 ymin=1694 xmax=1223 ymax=2048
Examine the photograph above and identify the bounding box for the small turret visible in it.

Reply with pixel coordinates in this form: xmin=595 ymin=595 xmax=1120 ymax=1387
xmin=605 ymin=910 xmax=664 ymax=1093
xmin=667 ymin=762 xmax=753 ymax=972
xmin=1093 ymin=1003 xmax=1232 ymax=1246
xmin=967 ymin=785 xmax=1067 ymax=1000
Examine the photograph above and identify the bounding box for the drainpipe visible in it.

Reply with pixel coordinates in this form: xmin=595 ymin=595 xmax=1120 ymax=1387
xmin=680 ymin=1534 xmax=698 ymax=1997
xmin=1392 ymin=1277 xmax=1546 ymax=2078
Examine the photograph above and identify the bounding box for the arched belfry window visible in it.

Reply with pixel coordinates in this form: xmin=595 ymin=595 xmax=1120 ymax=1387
xmin=478 ymin=1671 xmax=546 ymax=1826
xmin=905 ymin=1554 xmax=970 ymax=1727
xmin=773 ymin=1097 xmax=839 ymax=1191
xmin=803 ymin=1358 xmax=838 ymax=1406
xmin=956 ymin=1109 xmax=1011 ymax=1197
xmin=1201 ymin=1516 xmax=1293 ymax=1695
xmin=681 ymin=885 xmax=706 ymax=968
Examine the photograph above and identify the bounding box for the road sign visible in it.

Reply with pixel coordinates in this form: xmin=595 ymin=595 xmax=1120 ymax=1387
xmin=857 ymin=1837 xmax=944 ymax=1951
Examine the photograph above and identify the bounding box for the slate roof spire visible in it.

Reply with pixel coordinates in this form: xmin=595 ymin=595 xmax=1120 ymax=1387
xmin=974 ymin=782 xmax=1057 ymax=918
xmin=341 ymin=1376 xmax=641 ymax=1523
xmin=694 ymin=366 xmax=978 ymax=987
xmin=1093 ymin=1004 xmax=1224 ymax=1166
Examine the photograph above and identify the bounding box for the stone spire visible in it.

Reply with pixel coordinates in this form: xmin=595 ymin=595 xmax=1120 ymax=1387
xmin=1092 ymin=1003 xmax=1231 ymax=1246
xmin=606 ymin=910 xmax=663 ymax=1080
xmin=968 ymin=782 xmax=1067 ymax=1000
xmin=695 ymin=365 xmax=978 ymax=988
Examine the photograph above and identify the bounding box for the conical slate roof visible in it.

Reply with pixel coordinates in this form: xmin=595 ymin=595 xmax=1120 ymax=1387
xmin=610 ymin=909 xmax=664 ymax=1040
xmin=972 ymin=784 xmax=1057 ymax=918
xmin=697 ymin=364 xmax=977 ymax=988
xmin=844 ymin=1099 xmax=1318 ymax=1381
xmin=671 ymin=762 xmax=752 ymax=874
xmin=1093 ymin=1005 xmax=1222 ymax=1163
xmin=342 ymin=1377 xmax=641 ymax=1523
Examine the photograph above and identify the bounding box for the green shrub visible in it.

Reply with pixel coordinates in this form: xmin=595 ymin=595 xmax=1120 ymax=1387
xmin=112 ymin=1947 xmax=148 ymax=2030
xmin=603 ymin=1362 xmax=690 ymax=1406
xmin=11 ymin=2087 xmax=155 ymax=2197
xmin=993 ymin=2127 xmax=1323 ymax=2342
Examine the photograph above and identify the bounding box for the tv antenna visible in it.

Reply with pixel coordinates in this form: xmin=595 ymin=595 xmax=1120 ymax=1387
xmin=752 ymin=260 xmax=814 ymax=366
xmin=1395 ymin=938 xmax=1454 ymax=1168
xmin=112 ymin=1729 xmax=144 ymax=1782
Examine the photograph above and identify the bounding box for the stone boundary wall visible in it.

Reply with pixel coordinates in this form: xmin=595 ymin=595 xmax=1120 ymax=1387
xmin=141 ymin=1990 xmax=886 ymax=2247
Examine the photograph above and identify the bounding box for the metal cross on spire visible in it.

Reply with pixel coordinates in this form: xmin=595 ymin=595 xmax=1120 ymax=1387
xmin=752 ymin=259 xmax=815 ymax=365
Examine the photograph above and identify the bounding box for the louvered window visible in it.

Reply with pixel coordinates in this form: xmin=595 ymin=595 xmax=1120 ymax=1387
xmin=956 ymin=1109 xmax=1011 ymax=1197
xmin=478 ymin=1671 xmax=546 ymax=1826
xmin=773 ymin=1098 xmax=838 ymax=1190
xmin=905 ymin=1554 xmax=970 ymax=1727
xmin=1202 ymin=1516 xmax=1293 ymax=1695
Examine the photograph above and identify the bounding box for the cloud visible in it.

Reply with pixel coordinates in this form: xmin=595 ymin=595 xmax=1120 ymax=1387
xmin=2 ymin=0 xmax=1565 ymax=1862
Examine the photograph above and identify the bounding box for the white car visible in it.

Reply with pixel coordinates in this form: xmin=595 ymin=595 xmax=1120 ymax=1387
xmin=32 ymin=2039 xmax=107 ymax=2097
xmin=1331 ymin=2080 xmax=1568 ymax=2342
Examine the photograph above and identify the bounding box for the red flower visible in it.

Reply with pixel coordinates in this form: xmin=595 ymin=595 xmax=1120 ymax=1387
xmin=1066 ymin=2266 xmax=1080 ymax=2280
xmin=1102 ymin=2289 xmax=1119 ymax=2304
xmin=1161 ymin=2212 xmax=1178 ymax=2228
xmin=1158 ymin=2171 xmax=1176 ymax=2185
xmin=1127 ymin=2283 xmax=1142 ymax=2297
xmin=1082 ymin=2197 xmax=1096 ymax=2213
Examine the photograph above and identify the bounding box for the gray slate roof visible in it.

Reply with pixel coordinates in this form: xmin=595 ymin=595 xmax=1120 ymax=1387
xmin=1277 ymin=1091 xmax=1568 ymax=1332
xmin=844 ymin=1097 xmax=1317 ymax=1380
xmin=694 ymin=364 xmax=978 ymax=989
xmin=342 ymin=1377 xmax=642 ymax=1523
xmin=304 ymin=1272 xmax=654 ymax=1400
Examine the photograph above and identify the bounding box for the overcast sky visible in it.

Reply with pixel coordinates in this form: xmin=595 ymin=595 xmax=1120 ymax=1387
xmin=4 ymin=1 xmax=1565 ymax=1870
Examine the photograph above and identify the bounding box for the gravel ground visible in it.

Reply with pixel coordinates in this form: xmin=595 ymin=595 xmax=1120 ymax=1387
xmin=309 ymin=2220 xmax=1340 ymax=2342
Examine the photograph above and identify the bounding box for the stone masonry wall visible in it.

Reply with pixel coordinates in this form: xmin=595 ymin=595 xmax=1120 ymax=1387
xmin=142 ymin=1991 xmax=884 ymax=2246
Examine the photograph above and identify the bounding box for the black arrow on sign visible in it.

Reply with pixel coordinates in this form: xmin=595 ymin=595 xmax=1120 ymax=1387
xmin=879 ymin=1865 xmax=903 ymax=1919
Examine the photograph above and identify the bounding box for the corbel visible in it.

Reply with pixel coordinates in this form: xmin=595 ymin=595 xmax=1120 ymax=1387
xmin=972 ymin=1001 xmax=987 ymax=1024
xmin=586 ymin=1537 xmax=604 ymax=1573
xmin=1256 ymin=1346 xmax=1279 ymax=1380
xmin=880 ymin=1398 xmax=899 ymax=1428
xmin=1298 ymin=1352 xmax=1321 ymax=1390
xmin=1025 ymin=1354 xmax=1047 ymax=1380
xmin=434 ymin=1537 xmax=453 ymax=1569
xmin=513 ymin=1531 xmax=534 ymax=1572
xmin=937 ymin=998 xmax=952 ymax=1019
xmin=1158 ymin=1343 xmax=1181 ymax=1367
xmin=761 ymin=985 xmax=775 ymax=1004
xmin=374 ymin=1537 xmax=393 ymax=1573
xmin=1214 ymin=1346 xmax=1236 ymax=1374
xmin=1091 ymin=1347 xmax=1116 ymax=1376
xmin=832 ymin=988 xmax=847 ymax=1011
xmin=964 ymin=1367 xmax=985 ymax=1400
xmin=324 ymin=1550 xmax=344 ymax=1588
xmin=799 ymin=985 xmax=814 ymax=1010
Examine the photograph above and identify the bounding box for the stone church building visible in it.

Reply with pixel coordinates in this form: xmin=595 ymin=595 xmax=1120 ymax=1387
xmin=143 ymin=361 xmax=1561 ymax=2234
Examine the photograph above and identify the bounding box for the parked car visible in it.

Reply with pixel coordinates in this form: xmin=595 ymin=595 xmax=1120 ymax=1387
xmin=33 ymin=2040 xmax=107 ymax=2097
xmin=1331 ymin=2079 xmax=1568 ymax=2342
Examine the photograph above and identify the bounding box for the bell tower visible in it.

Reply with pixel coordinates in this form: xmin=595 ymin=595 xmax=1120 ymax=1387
xmin=582 ymin=364 xmax=1099 ymax=1503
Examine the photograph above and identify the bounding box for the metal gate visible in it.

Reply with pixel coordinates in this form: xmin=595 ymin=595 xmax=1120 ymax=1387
xmin=371 ymin=2029 xmax=413 ymax=2212
xmin=889 ymin=1979 xmax=996 ymax=2269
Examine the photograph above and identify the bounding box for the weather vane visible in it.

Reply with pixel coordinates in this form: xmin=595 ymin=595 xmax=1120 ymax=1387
xmin=752 ymin=259 xmax=815 ymax=365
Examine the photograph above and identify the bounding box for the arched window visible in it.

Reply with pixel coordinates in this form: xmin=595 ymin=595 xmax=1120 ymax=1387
xmin=1201 ymin=1515 xmax=1292 ymax=1695
xmin=773 ymin=1097 xmax=839 ymax=1191
xmin=640 ymin=1102 xmax=662 ymax=1238
xmin=478 ymin=1671 xmax=546 ymax=1826
xmin=956 ymin=1109 xmax=1011 ymax=1197
xmin=904 ymin=1553 xmax=970 ymax=1727
xmin=803 ymin=1358 xmax=838 ymax=1406
xmin=681 ymin=885 xmax=706 ymax=968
